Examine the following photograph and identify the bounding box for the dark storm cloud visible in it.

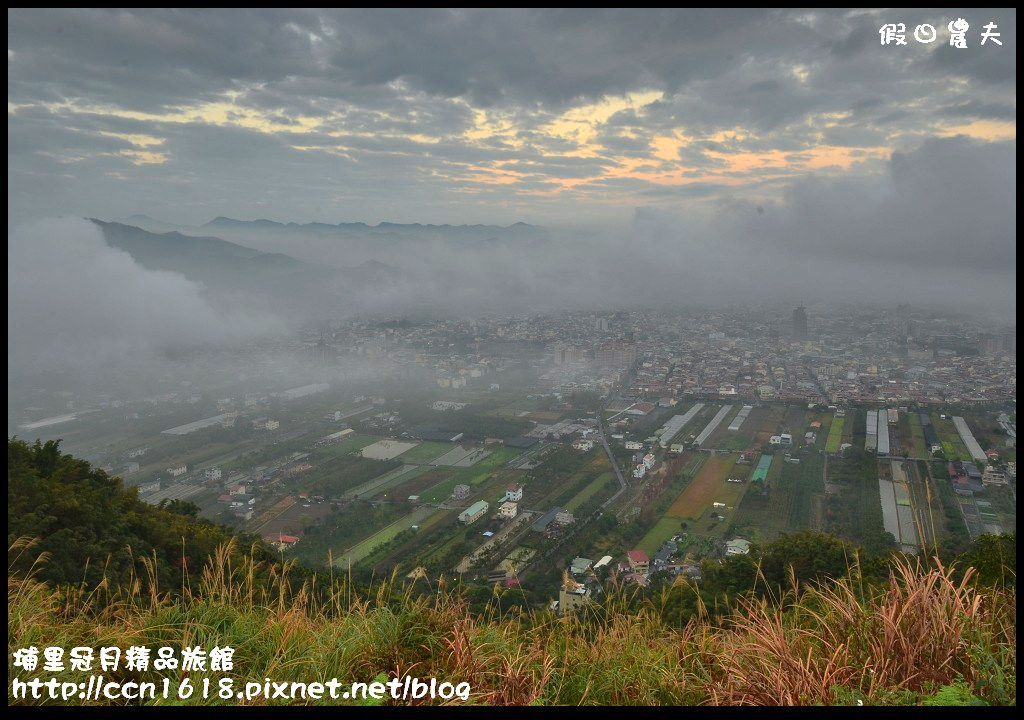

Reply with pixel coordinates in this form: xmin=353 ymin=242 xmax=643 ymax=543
xmin=9 ymin=9 xmax=1015 ymax=114
xmin=316 ymin=8 xmax=781 ymax=108
xmin=7 ymin=8 xmax=1016 ymax=229
xmin=919 ymin=9 xmax=1018 ymax=84
xmin=820 ymin=126 xmax=889 ymax=148
xmin=6 ymin=111 xmax=134 ymax=158
xmin=828 ymin=24 xmax=876 ymax=59
xmin=7 ymin=9 xmax=325 ymax=111
xmin=938 ymin=101 xmax=1018 ymax=121
xmin=596 ymin=133 xmax=655 ymax=155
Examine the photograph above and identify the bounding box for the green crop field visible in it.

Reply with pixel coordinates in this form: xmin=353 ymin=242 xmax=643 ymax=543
xmin=731 ymin=454 xmax=823 ymax=542
xmin=934 ymin=417 xmax=970 ymax=460
xmin=396 ymin=442 xmax=454 ymax=464
xmin=470 ymin=446 xmax=524 ymax=470
xmin=721 ymin=433 xmax=754 ymax=451
xmin=418 ymin=464 xmax=500 ymax=503
xmin=637 ymin=516 xmax=684 ymax=557
xmin=566 ymin=471 xmax=615 ymax=512
xmin=333 ymin=506 xmax=438 ymax=567
xmin=314 ymin=433 xmax=380 ymax=458
xmin=342 ymin=464 xmax=431 ymax=500
xmin=908 ymin=414 xmax=928 ymax=458
xmin=777 ymin=455 xmax=825 ymax=530
xmin=825 ymin=418 xmax=846 ymax=453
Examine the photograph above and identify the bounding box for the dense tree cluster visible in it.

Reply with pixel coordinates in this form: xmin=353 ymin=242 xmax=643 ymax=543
xmin=8 ymin=438 xmax=253 ymax=590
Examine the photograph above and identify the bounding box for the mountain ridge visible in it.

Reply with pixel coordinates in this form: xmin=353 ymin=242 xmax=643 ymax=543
xmin=203 ymin=216 xmax=541 ymax=232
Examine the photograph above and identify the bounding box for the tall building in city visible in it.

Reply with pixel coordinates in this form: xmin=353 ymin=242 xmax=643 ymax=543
xmin=1002 ymin=331 xmax=1016 ymax=356
xmin=792 ymin=306 xmax=808 ymax=341
xmin=311 ymin=334 xmax=334 ymax=365
xmin=594 ymin=343 xmax=639 ymax=368
xmin=553 ymin=343 xmax=582 ymax=365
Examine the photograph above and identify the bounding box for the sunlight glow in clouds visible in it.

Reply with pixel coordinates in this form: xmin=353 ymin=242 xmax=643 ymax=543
xmin=6 ymin=8 xmax=1016 ymax=225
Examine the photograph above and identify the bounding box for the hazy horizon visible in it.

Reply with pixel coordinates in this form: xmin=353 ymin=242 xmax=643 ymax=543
xmin=7 ymin=8 xmax=1017 ymax=385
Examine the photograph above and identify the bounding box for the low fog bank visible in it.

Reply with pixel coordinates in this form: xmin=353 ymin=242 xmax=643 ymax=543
xmin=189 ymin=135 xmax=1015 ymax=322
xmin=6 ymin=136 xmax=1015 ymax=399
xmin=8 ymin=217 xmax=287 ymax=377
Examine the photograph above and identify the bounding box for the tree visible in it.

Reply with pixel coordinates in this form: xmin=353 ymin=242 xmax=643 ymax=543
xmin=8 ymin=438 xmax=252 ymax=591
xmin=955 ymin=533 xmax=1016 ymax=587
xmin=757 ymin=531 xmax=858 ymax=591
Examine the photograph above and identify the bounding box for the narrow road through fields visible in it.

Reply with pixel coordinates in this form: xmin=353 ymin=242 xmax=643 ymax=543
xmin=597 ymin=406 xmax=627 ymax=509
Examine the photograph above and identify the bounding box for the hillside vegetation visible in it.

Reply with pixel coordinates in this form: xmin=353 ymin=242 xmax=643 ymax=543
xmin=7 ymin=439 xmax=1016 ymax=706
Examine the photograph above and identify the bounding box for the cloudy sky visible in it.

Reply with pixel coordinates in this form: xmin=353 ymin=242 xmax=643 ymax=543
xmin=7 ymin=9 xmax=1016 ymax=228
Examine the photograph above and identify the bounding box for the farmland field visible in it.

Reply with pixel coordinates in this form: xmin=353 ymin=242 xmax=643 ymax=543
xmin=523 ymin=452 xmax=610 ymax=512
xmin=666 ymin=455 xmax=738 ymax=519
xmin=933 ymin=417 xmax=971 ymax=460
xmin=361 ymin=439 xmax=419 ymax=460
xmin=256 ymin=498 xmax=332 ymax=540
xmin=479 ymin=446 xmax=524 ymax=466
xmin=782 ymin=406 xmax=808 ymax=436
xmin=525 ymin=411 xmax=564 ymax=423
xmin=342 ymin=464 xmax=428 ymax=500
xmin=430 ymin=445 xmax=493 ymax=467
xmin=396 ymin=442 xmax=453 ymax=464
xmin=637 ymin=516 xmax=684 ymax=557
xmin=566 ymin=471 xmax=615 ymax=512
xmin=660 ymin=404 xmax=716 ymax=447
xmin=703 ymin=405 xmax=744 ymax=449
xmin=825 ymin=417 xmax=846 ymax=453
xmin=389 ymin=468 xmax=453 ymax=498
xmin=751 ymin=406 xmax=786 ymax=445
xmin=720 ymin=432 xmax=754 ymax=451
xmin=776 ymin=454 xmax=825 ymax=531
xmin=731 ymin=453 xmax=823 ymax=542
xmin=314 ymin=433 xmax=380 ymax=458
xmin=289 ymin=455 xmax=402 ymax=498
xmin=907 ymin=413 xmax=928 ymax=458
xmin=332 ymin=506 xmax=439 ymax=567
xmin=418 ymin=465 xmax=497 ymax=503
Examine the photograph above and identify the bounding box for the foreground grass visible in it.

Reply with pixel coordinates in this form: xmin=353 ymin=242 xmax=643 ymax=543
xmin=8 ymin=539 xmax=1016 ymax=706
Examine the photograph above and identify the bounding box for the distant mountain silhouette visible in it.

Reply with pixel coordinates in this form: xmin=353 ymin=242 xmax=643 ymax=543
xmin=202 ymin=216 xmax=546 ymax=241
xmin=88 ymin=215 xmax=564 ymax=318
xmin=114 ymin=214 xmax=182 ymax=232
xmin=89 ymin=219 xmax=404 ymax=316
xmin=92 ymin=219 xmax=274 ymax=275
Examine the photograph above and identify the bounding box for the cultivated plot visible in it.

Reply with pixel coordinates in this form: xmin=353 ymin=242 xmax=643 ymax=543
xmin=342 ymin=464 xmax=431 ymax=500
xmin=333 ymin=506 xmax=439 ymax=568
xmin=637 ymin=516 xmax=684 ymax=557
xmin=361 ymin=439 xmax=420 ymax=460
xmin=389 ymin=468 xmax=454 ymax=499
xmin=880 ymin=460 xmax=919 ymax=552
xmin=431 ymin=445 xmax=493 ymax=467
xmin=315 ymin=433 xmax=381 ymax=458
xmin=825 ymin=418 xmax=846 ymax=453
xmin=750 ymin=406 xmax=785 ymax=445
xmin=667 ymin=455 xmax=739 ymax=520
xmin=565 ymin=471 xmax=615 ymax=512
xmin=258 ymin=498 xmax=334 ymax=541
xmin=906 ymin=413 xmax=928 ymax=458
xmin=419 ymin=466 xmax=496 ymax=504
xmin=701 ymin=404 xmax=744 ymax=449
xmin=396 ymin=441 xmax=453 ymax=464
